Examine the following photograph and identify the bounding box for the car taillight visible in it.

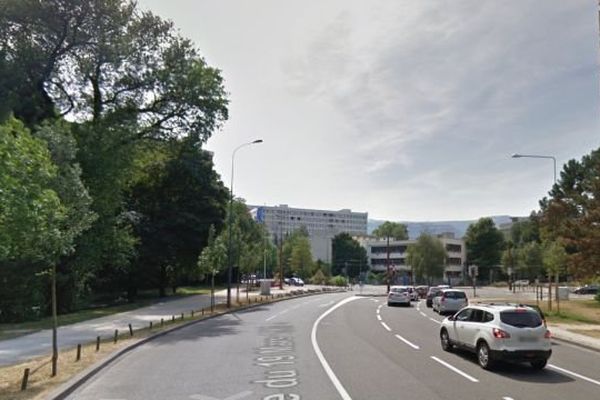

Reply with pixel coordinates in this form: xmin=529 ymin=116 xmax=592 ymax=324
xmin=492 ymin=328 xmax=511 ymax=339
xmin=544 ymin=330 xmax=552 ymax=339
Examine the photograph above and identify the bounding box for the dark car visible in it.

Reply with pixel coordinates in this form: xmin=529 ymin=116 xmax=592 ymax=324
xmin=572 ymin=285 xmax=599 ymax=295
xmin=426 ymin=287 xmax=444 ymax=308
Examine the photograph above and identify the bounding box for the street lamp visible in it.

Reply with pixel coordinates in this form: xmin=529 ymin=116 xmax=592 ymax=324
xmin=227 ymin=139 xmax=263 ymax=308
xmin=511 ymin=153 xmax=556 ymax=184
xmin=511 ymin=152 xmax=558 ymax=310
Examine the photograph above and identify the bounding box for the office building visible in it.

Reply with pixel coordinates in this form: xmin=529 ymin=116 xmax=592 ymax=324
xmin=249 ymin=204 xmax=368 ymax=262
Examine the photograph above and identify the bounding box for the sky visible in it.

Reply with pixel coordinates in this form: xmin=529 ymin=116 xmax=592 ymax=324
xmin=138 ymin=0 xmax=600 ymax=222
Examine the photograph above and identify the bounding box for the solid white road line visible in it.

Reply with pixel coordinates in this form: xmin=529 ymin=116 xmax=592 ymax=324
xmin=429 ymin=317 xmax=441 ymax=324
xmin=395 ymin=334 xmax=420 ymax=350
xmin=377 ymin=315 xmax=382 ymax=321
xmin=548 ymin=364 xmax=600 ymax=387
xmin=430 ymin=356 xmax=479 ymax=383
xmin=381 ymin=322 xmax=391 ymax=331
xmin=376 ymin=309 xmax=380 ymax=315
xmin=502 ymin=397 xmax=514 ymax=400
xmin=312 ymin=296 xmax=361 ymax=400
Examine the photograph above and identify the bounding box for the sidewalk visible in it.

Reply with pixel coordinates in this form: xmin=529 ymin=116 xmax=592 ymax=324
xmin=0 ymin=284 xmax=308 ymax=367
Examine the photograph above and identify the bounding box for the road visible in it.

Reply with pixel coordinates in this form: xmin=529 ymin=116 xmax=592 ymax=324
xmin=64 ymin=293 xmax=600 ymax=400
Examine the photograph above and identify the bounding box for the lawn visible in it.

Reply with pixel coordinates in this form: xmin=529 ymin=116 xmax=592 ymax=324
xmin=537 ymin=299 xmax=600 ymax=325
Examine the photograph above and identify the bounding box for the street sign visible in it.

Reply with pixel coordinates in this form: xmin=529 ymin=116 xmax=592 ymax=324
xmin=468 ymin=265 xmax=479 ymax=277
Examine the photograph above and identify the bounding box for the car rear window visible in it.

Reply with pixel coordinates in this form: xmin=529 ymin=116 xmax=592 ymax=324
xmin=444 ymin=291 xmax=466 ymax=299
xmin=500 ymin=310 xmax=542 ymax=327
xmin=391 ymin=288 xmax=408 ymax=293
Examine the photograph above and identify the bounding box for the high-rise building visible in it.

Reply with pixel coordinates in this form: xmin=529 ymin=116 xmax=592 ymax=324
xmin=249 ymin=204 xmax=368 ymax=262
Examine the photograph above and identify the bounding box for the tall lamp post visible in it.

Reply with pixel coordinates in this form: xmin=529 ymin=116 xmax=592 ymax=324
xmin=227 ymin=139 xmax=263 ymax=308
xmin=511 ymin=153 xmax=557 ymax=309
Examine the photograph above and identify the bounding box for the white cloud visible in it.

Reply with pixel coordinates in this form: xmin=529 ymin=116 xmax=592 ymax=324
xmin=137 ymin=0 xmax=599 ymax=220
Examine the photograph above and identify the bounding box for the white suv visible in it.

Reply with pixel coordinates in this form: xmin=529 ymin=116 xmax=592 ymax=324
xmin=439 ymin=304 xmax=552 ymax=370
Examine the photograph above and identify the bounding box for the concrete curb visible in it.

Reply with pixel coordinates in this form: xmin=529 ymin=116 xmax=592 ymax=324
xmin=550 ymin=335 xmax=600 ymax=354
xmin=47 ymin=289 xmax=345 ymax=400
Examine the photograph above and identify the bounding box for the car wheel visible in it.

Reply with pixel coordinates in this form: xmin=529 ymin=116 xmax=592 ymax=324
xmin=530 ymin=359 xmax=547 ymax=370
xmin=387 ymin=302 xmax=392 ymax=307
xmin=477 ymin=342 xmax=494 ymax=370
xmin=440 ymin=329 xmax=453 ymax=352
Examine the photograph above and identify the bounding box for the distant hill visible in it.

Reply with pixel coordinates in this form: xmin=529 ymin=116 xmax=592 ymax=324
xmin=368 ymin=216 xmax=515 ymax=239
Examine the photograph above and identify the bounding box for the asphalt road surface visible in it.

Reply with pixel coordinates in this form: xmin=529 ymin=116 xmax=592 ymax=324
xmin=64 ymin=293 xmax=600 ymax=400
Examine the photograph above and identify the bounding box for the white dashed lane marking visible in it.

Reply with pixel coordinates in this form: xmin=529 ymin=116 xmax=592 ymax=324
xmin=548 ymin=364 xmax=600 ymax=387
xmin=395 ymin=334 xmax=420 ymax=350
xmin=430 ymin=356 xmax=479 ymax=383
xmin=381 ymin=322 xmax=392 ymax=331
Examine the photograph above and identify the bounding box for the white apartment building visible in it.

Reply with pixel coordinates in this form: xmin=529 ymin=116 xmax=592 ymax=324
xmin=249 ymin=204 xmax=368 ymax=263
xmin=355 ymin=233 xmax=466 ymax=285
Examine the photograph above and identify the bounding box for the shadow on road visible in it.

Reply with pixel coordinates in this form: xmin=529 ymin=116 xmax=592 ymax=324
xmin=144 ymin=314 xmax=243 ymax=348
xmin=449 ymin=349 xmax=575 ymax=384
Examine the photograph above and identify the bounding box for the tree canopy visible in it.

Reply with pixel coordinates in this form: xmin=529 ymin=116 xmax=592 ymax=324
xmin=372 ymin=221 xmax=408 ymax=241
xmin=465 ymin=217 xmax=505 ymax=282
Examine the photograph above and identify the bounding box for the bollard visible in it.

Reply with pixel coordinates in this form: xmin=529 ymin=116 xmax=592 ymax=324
xmin=128 ymin=323 xmax=133 ymax=337
xmin=21 ymin=368 xmax=30 ymax=391
xmin=149 ymin=321 xmax=153 ymax=330
xmin=76 ymin=344 xmax=81 ymax=361
xmin=96 ymin=336 xmax=100 ymax=352
xmin=191 ymin=310 xmax=194 ymax=317
xmin=202 ymin=308 xmax=205 ymax=316
xmin=181 ymin=312 xmax=184 ymax=320
xmin=171 ymin=315 xmax=175 ymax=322
xmin=161 ymin=318 xmax=164 ymax=327
xmin=114 ymin=329 xmax=118 ymax=344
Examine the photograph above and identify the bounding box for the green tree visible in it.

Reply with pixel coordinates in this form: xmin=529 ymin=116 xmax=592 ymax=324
xmin=540 ymin=148 xmax=600 ymax=280
xmin=1 ymin=0 xmax=229 ymax=304
xmin=331 ymin=233 xmax=368 ymax=278
xmin=0 ymin=118 xmax=65 ymax=321
xmin=372 ymin=221 xmax=408 ymax=291
xmin=406 ymin=233 xmax=446 ymax=285
xmin=290 ymin=236 xmax=313 ymax=279
xmin=465 ymin=218 xmax=505 ymax=283
xmin=516 ymin=241 xmax=544 ymax=281
xmin=130 ymin=140 xmax=228 ymax=297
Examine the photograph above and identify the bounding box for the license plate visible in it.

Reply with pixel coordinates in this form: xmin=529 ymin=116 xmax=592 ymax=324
xmin=519 ymin=336 xmax=538 ymax=343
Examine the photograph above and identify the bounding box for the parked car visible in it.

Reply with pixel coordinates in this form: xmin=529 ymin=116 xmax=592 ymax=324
xmin=426 ymin=287 xmax=444 ymax=308
xmin=289 ymin=277 xmax=304 ymax=286
xmin=572 ymin=285 xmax=599 ymax=295
xmin=432 ymin=289 xmax=468 ymax=315
xmin=387 ymin=285 xmax=411 ymax=307
xmin=439 ymin=304 xmax=552 ymax=370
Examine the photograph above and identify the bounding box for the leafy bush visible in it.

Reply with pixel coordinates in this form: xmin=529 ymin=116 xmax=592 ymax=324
xmin=329 ymin=275 xmax=348 ymax=287
xmin=310 ymin=269 xmax=328 ymax=285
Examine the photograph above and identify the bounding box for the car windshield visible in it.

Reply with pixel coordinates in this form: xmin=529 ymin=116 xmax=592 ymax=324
xmin=500 ymin=310 xmax=543 ymax=328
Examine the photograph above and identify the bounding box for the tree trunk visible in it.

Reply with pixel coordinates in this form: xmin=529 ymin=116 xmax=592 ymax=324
xmin=547 ymin=274 xmax=553 ymax=312
xmin=555 ymin=273 xmax=560 ymax=314
xmin=51 ymin=264 xmax=58 ymax=377
xmin=159 ymin=265 xmax=166 ymax=297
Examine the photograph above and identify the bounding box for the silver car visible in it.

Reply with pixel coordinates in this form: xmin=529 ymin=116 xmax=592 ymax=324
xmin=387 ymin=286 xmax=411 ymax=307
xmin=432 ymin=289 xmax=468 ymax=315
